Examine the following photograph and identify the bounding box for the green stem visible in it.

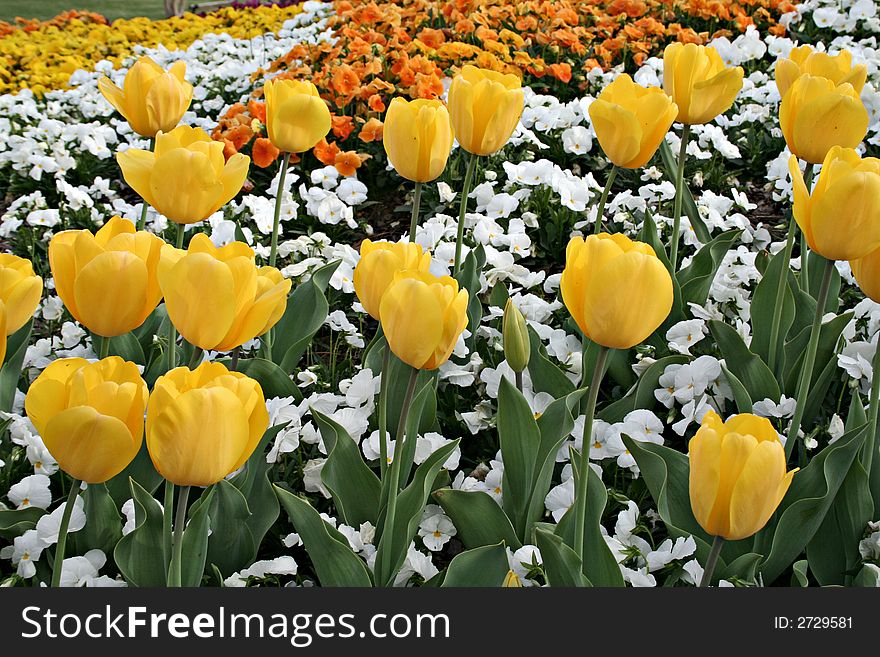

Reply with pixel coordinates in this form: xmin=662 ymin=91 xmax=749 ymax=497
xmin=593 ymin=165 xmax=618 ymax=235
xmin=187 ymin=346 xmax=204 ymax=370
xmin=515 ymin=370 xmax=524 ymax=394
xmin=98 ymin=335 xmax=111 ymax=359
xmin=167 ymin=484 xmax=190 ymax=587
xmin=768 ymin=162 xmax=814 ymax=375
xmin=165 ymin=223 xmax=185 ymax=373
xmin=800 ymin=231 xmax=810 ymax=290
xmin=453 ymin=152 xmax=479 ymax=277
xmin=377 ymin=345 xmax=391 ymax=479
xmin=409 ymin=182 xmax=423 ymax=242
xmin=573 ymin=346 xmax=609 ymax=562
xmin=786 ymin=257 xmax=835 ymax=461
xmin=380 ymin=367 xmax=419 ymax=586
xmin=864 ymin=337 xmax=880 ymax=475
xmin=700 ymin=535 xmax=725 ymax=587
xmin=229 ymin=346 xmax=241 ymax=372
xmin=136 ymin=137 xmax=154 ymax=231
xmin=162 ymin=480 xmax=174 ymax=567
xmin=668 ymin=124 xmax=691 ymax=273
xmin=269 ymin=152 xmax=291 ymax=269
xmin=50 ymin=480 xmax=81 ymax=587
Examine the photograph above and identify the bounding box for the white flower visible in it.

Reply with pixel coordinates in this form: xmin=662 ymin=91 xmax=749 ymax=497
xmin=0 ymin=529 xmax=45 ymax=578
xmin=59 ymin=549 xmax=125 ymax=587
xmin=561 ymin=125 xmax=592 ymax=155
xmin=752 ymin=396 xmax=796 ymax=419
xmin=224 ymin=557 xmax=299 ymax=587
xmin=36 ymin=494 xmax=86 ymax=545
xmin=302 ymin=459 xmax=331 ymax=498
xmin=418 ymin=505 xmax=456 ymax=551
xmin=7 ymin=474 xmax=52 ymax=510
xmin=666 ymin=319 xmax=707 ymax=355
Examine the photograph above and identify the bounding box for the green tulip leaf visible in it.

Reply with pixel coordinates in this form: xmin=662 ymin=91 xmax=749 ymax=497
xmin=782 ymin=312 xmax=852 ymax=400
xmin=71 ymin=483 xmax=122 ymax=557
xmin=806 ymin=251 xmax=841 ymax=313
xmin=659 ymin=139 xmax=711 ymax=244
xmin=222 ymin=357 xmax=300 ymax=400
xmin=313 ymin=407 xmax=381 ymax=527
xmin=274 ymin=485 xmax=373 ymax=587
xmin=0 ymin=506 xmax=44 ymax=540
xmin=600 ymin=355 xmax=689 ymax=423
xmin=852 ymin=564 xmax=880 ymax=587
xmin=440 ymin=542 xmax=510 ymax=587
xmin=432 ymin=489 xmax=521 ymax=550
xmin=709 ymin=319 xmax=779 ymax=402
xmin=230 ymin=425 xmax=283 ymax=552
xmin=677 ymin=229 xmax=742 ymax=308
xmin=114 ymin=478 xmax=168 ymax=586
xmin=750 ymin=248 xmax=797 ymax=376
xmin=105 ymin=442 xmax=164 ymax=507
xmin=526 ymin=327 xmax=576 ymax=399
xmin=0 ymin=319 xmax=32 ymax=412
xmin=721 ymin=364 xmax=753 ymax=413
xmin=791 ymin=560 xmax=810 ymax=587
xmin=535 ymin=528 xmax=592 ymax=587
xmin=196 ymin=480 xmax=255 ymax=577
xmin=180 ymin=486 xmax=214 ymax=587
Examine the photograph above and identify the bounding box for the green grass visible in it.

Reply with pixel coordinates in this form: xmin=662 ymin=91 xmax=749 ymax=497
xmin=0 ymin=1 xmax=166 ymax=23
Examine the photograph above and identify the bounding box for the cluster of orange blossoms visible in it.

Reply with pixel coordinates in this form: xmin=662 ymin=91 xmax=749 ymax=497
xmin=212 ymin=0 xmax=796 ymax=175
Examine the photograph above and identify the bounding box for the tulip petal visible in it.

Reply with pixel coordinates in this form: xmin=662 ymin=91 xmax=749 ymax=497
xmin=117 ymin=148 xmax=158 ymax=208
xmin=73 ymin=251 xmax=152 ymax=337
xmin=379 ymin=277 xmax=444 ymax=370
xmin=811 ymin=168 xmax=880 ymax=260
xmin=728 ymin=440 xmax=788 ymax=540
xmin=688 ymin=425 xmax=722 ymax=536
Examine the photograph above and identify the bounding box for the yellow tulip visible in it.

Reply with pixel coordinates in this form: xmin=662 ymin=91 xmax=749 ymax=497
xmin=776 ymin=45 xmax=867 ymax=99
xmin=662 ymin=43 xmax=744 ymax=125
xmin=383 ymin=97 xmax=454 ymax=182
xmin=0 ymin=253 xmax=43 ymax=334
xmin=448 ymin=65 xmax=524 ymax=156
xmin=146 ymin=361 xmax=269 ymax=487
xmin=789 ymin=147 xmax=880 ymax=261
xmin=25 ymin=357 xmax=148 ymax=483
xmin=98 ymin=56 xmax=193 ymax=138
xmin=49 ymin=216 xmax=164 ymax=337
xmin=779 ymin=75 xmax=868 ymax=165
xmin=688 ymin=409 xmax=797 ymax=541
xmin=263 ymin=78 xmax=332 ymax=153
xmin=116 ymin=125 xmax=250 ymax=225
xmin=353 ymin=239 xmax=432 ymax=320
xmin=560 ymin=233 xmax=672 ymax=349
xmin=588 ymin=74 xmax=678 ymax=169
xmin=379 ymin=270 xmax=469 ymax=370
xmin=158 ymin=233 xmax=291 ymax=351
xmin=851 ymin=247 xmax=880 ymax=303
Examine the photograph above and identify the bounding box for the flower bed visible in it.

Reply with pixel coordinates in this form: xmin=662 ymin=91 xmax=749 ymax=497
xmin=1 ymin=0 xmax=880 ymax=589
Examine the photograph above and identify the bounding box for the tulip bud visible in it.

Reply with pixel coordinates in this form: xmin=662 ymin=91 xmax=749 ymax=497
xmin=353 ymin=239 xmax=432 ymax=320
xmin=49 ymin=217 xmax=164 ymax=337
xmin=25 ymin=357 xmax=148 ymax=483
xmin=383 ymin=97 xmax=454 ymax=183
xmin=502 ymin=570 xmax=523 ymax=587
xmin=448 ymin=65 xmax=524 ymax=156
xmin=0 ymin=253 xmax=43 ymax=334
xmin=379 ymin=271 xmax=469 ymax=371
xmin=146 ymin=361 xmax=269 ymax=487
xmin=116 ymin=125 xmax=250 ymax=225
xmin=263 ymin=78 xmax=332 ymax=154
xmin=662 ymin=43 xmax=744 ymax=125
xmin=776 ymin=45 xmax=867 ymax=99
xmin=158 ymin=234 xmax=291 ymax=351
xmin=503 ymin=299 xmax=530 ymax=373
xmin=779 ymin=75 xmax=868 ymax=165
xmin=789 ymin=147 xmax=880 ymax=261
xmin=588 ymin=74 xmax=678 ymax=169
xmin=98 ymin=56 xmax=193 ymax=138
xmin=689 ymin=410 xmax=797 ymax=541
xmin=560 ymin=233 xmax=673 ymax=350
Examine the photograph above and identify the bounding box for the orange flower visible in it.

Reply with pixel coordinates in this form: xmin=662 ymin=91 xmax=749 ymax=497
xmin=314 ymin=138 xmax=341 ymax=166
xmin=549 ymin=63 xmax=572 ymax=83
xmin=359 ymin=118 xmax=384 ymax=143
xmin=368 ymin=94 xmax=386 ymax=112
xmin=252 ymin=137 xmax=280 ymax=168
xmin=332 ymin=115 xmax=356 ymax=140
xmin=247 ymin=99 xmax=266 ymax=124
xmin=225 ymin=123 xmax=254 ymax=150
xmin=417 ymin=28 xmax=446 ymax=49
xmin=334 ymin=150 xmax=364 ymax=176
xmin=331 ymin=64 xmax=361 ymax=99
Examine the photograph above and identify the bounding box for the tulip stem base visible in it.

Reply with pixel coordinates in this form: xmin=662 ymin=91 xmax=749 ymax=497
xmin=668 ymin=124 xmax=691 ymax=273
xmin=409 ymin=182 xmax=422 ymax=242
xmin=515 ymin=370 xmax=524 ymax=394
xmin=786 ymin=257 xmax=835 ymax=462
xmin=378 ymin=344 xmax=391 ymax=479
xmin=168 ymin=484 xmax=190 ymax=587
xmin=50 ymin=479 xmax=81 ymax=587
xmin=162 ymin=480 xmax=174 ymax=565
xmin=453 ymin=152 xmax=479 ymax=277
xmin=98 ymin=336 xmax=111 ymax=359
xmin=269 ymin=152 xmax=291 ymax=269
xmin=593 ymin=165 xmax=618 ymax=235
xmin=700 ymin=535 xmax=725 ymax=587
xmin=165 ymin=224 xmax=185 ymax=373
xmin=136 ymin=137 xmax=154 ymax=231
xmin=229 ymin=346 xmax=241 ymax=372
xmin=573 ymin=346 xmax=609 ymax=563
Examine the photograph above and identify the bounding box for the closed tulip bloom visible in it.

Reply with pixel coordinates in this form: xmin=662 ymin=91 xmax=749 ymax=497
xmin=49 ymin=217 xmax=164 ymax=337
xmin=25 ymin=357 xmax=148 ymax=483
xmin=662 ymin=43 xmax=744 ymax=125
xmin=98 ymin=56 xmax=193 ymax=138
xmin=379 ymin=271 xmax=469 ymax=371
xmin=353 ymin=239 xmax=432 ymax=320
xmin=850 ymin=247 xmax=880 ymax=303
xmin=448 ymin=65 xmax=524 ymax=156
xmin=116 ymin=125 xmax=250 ymax=225
xmin=0 ymin=253 xmax=42 ymax=334
xmin=560 ymin=233 xmax=672 ymax=350
xmin=383 ymin=98 xmax=454 ymax=182
xmin=588 ymin=74 xmax=678 ymax=169
xmin=146 ymin=361 xmax=269 ymax=487
xmin=789 ymin=147 xmax=880 ymax=261
xmin=158 ymin=234 xmax=291 ymax=351
xmin=779 ymin=75 xmax=868 ymax=165
xmin=263 ymin=78 xmax=332 ymax=153
xmin=776 ymin=45 xmax=867 ymax=98
xmin=689 ymin=409 xmax=797 ymax=541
